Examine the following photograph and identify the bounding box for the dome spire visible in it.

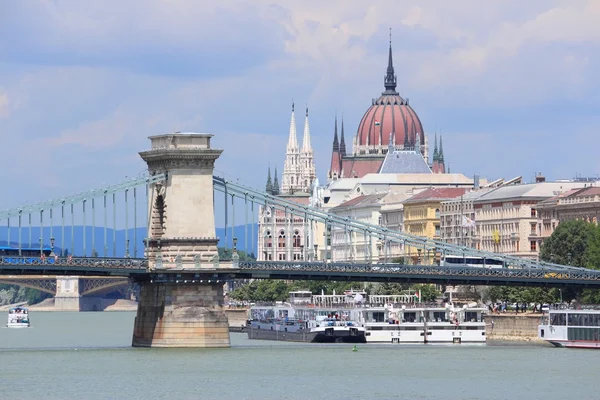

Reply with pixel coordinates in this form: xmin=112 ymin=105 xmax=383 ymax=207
xmin=384 ymin=28 xmax=397 ymax=93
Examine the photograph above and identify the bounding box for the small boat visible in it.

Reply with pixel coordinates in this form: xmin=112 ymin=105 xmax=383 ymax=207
xmin=7 ymin=307 xmax=30 ymax=328
xmin=538 ymin=307 xmax=600 ymax=349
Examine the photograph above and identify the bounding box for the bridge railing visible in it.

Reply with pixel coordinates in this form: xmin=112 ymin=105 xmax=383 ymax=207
xmin=237 ymin=261 xmax=600 ymax=282
xmin=0 ymin=256 xmax=147 ymax=269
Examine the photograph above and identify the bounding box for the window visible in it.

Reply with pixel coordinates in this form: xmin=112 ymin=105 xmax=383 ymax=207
xmin=435 ymin=209 xmax=440 ymax=218
xmin=530 ymin=241 xmax=537 ymax=252
xmin=265 ymin=231 xmax=272 ymax=248
xmin=278 ymin=231 xmax=286 ymax=248
xmin=531 ymin=208 xmax=537 ymax=218
xmin=278 ymin=253 xmax=286 ymax=261
xmin=293 ymin=231 xmax=301 ymax=247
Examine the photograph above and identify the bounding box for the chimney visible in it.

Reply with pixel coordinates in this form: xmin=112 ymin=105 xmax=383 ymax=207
xmin=474 ymin=175 xmax=480 ymax=190
xmin=535 ymin=173 xmax=545 ymax=183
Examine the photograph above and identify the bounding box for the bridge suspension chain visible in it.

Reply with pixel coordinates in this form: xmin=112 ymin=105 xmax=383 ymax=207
xmin=213 ymin=175 xmax=582 ymax=272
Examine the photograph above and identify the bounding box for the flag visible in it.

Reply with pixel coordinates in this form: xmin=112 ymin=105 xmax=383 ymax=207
xmin=374 ymin=120 xmax=380 ymax=126
xmin=461 ymin=215 xmax=476 ymax=228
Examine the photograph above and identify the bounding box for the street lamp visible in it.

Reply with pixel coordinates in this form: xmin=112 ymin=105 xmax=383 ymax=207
xmin=233 ymin=237 xmax=238 ymax=255
xmin=314 ymin=244 xmax=318 ymax=261
xmin=50 ymin=237 xmax=55 ymax=257
xmin=125 ymin=239 xmax=130 ymax=258
xmin=39 ymin=238 xmax=43 ymax=257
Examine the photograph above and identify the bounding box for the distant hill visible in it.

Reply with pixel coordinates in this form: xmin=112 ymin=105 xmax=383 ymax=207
xmin=0 ymin=224 xmax=257 ymax=257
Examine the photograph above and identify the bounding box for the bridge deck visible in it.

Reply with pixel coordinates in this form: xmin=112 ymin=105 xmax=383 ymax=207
xmin=2 ymin=257 xmax=599 ymax=288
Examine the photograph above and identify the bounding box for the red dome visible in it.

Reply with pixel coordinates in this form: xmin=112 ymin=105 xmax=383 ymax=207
xmin=355 ymin=94 xmax=424 ymax=151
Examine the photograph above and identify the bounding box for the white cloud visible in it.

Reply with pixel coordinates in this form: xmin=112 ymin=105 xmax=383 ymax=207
xmin=0 ymin=91 xmax=9 ymax=118
xmin=1 ymin=0 xmax=600 ymax=207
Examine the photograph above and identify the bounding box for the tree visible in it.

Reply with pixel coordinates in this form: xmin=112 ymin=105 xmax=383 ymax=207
xmin=539 ymin=219 xmax=600 ymax=268
xmin=540 ymin=219 xmax=600 ymax=303
xmin=412 ymin=284 xmax=439 ymax=302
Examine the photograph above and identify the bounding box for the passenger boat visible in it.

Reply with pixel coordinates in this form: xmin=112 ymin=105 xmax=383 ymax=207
xmin=357 ymin=304 xmax=487 ymax=344
xmin=7 ymin=307 xmax=30 ymax=328
xmin=247 ymin=303 xmax=366 ymax=343
xmin=538 ymin=307 xmax=600 ymax=349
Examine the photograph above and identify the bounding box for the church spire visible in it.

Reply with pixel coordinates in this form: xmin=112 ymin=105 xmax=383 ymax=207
xmin=287 ymin=103 xmax=299 ymax=151
xmin=332 ymin=115 xmax=339 ymax=152
xmin=272 ymin=166 xmax=280 ymax=195
xmin=265 ymin=166 xmax=273 ymax=194
xmin=433 ymin=133 xmax=439 ymax=162
xmin=302 ymin=107 xmax=311 ymax=151
xmin=340 ymin=115 xmax=347 ymax=156
xmin=383 ymin=28 xmax=397 ymax=93
xmin=439 ymin=135 xmax=444 ymax=163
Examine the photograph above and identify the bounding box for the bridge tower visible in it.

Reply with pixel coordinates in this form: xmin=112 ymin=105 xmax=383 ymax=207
xmin=132 ymin=133 xmax=230 ymax=348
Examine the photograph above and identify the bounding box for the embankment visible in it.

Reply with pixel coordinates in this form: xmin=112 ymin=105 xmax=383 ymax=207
xmin=225 ymin=308 xmax=248 ymax=332
xmin=486 ymin=313 xmax=543 ymax=342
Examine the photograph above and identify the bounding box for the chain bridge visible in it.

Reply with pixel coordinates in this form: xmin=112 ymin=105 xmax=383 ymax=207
xmin=0 ymin=132 xmax=598 ymax=347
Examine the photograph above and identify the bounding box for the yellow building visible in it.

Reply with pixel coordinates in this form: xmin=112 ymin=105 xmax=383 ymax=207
xmin=403 ymin=188 xmax=467 ymax=264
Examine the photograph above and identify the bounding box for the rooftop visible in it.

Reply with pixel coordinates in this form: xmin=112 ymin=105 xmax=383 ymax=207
xmin=379 ymin=150 xmax=432 ymax=174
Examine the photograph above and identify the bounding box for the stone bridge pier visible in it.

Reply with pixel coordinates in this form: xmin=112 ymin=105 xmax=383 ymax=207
xmin=133 ymin=133 xmax=230 ymax=348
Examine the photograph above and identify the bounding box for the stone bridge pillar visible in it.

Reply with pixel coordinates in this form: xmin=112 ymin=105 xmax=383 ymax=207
xmin=133 ymin=133 xmax=230 ymax=348
xmin=54 ymin=276 xmax=81 ymax=311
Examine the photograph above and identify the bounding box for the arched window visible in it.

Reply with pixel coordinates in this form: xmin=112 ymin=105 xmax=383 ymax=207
xmin=278 ymin=231 xmax=286 ymax=248
xmin=265 ymin=230 xmax=272 ymax=248
xmin=293 ymin=230 xmax=301 ymax=247
xmin=435 ymin=208 xmax=440 ymax=218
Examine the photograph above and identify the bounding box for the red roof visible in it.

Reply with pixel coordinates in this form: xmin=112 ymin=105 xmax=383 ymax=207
xmin=340 ymin=158 xmax=383 ymax=178
xmin=356 ymin=94 xmax=424 ymax=150
xmin=404 ymin=187 xmax=467 ymax=203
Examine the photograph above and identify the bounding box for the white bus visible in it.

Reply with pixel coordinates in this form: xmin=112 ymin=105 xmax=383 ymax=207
xmin=442 ymin=255 xmax=505 ymax=269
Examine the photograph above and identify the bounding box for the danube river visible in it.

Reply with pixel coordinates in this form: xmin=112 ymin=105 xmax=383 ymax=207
xmin=0 ymin=312 xmax=597 ymax=400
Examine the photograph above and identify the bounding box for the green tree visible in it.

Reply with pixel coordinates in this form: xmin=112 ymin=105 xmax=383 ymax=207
xmin=412 ymin=284 xmax=439 ymax=302
xmin=218 ymin=247 xmax=256 ymax=261
xmin=540 ymin=219 xmax=600 ymax=303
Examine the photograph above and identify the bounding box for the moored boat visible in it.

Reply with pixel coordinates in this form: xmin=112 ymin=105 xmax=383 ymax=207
xmin=358 ymin=304 xmax=487 ymax=344
xmin=7 ymin=307 xmax=30 ymax=328
xmin=538 ymin=307 xmax=600 ymax=349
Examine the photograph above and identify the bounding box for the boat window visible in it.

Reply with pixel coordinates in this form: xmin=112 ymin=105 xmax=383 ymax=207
xmin=550 ymin=313 xmax=566 ymax=326
xmin=403 ymin=312 xmax=416 ymax=323
xmin=464 ymin=311 xmax=478 ymax=322
xmin=433 ymin=311 xmax=447 ymax=322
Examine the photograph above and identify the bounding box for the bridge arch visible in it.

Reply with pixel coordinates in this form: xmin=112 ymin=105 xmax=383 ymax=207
xmin=0 ymin=278 xmax=56 ymax=295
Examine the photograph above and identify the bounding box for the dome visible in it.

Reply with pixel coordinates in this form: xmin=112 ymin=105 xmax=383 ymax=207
xmin=352 ymin=39 xmax=425 ymax=155
xmin=355 ymin=94 xmax=424 ymax=151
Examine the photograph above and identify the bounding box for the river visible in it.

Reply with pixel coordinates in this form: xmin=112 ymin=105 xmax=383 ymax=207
xmin=0 ymin=312 xmax=597 ymax=400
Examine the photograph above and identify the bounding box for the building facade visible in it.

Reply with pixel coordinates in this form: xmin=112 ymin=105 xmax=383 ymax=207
xmin=403 ymin=188 xmax=467 ymax=263
xmin=472 ymin=182 xmax=583 ymax=259
xmin=258 ymin=105 xmax=318 ymax=262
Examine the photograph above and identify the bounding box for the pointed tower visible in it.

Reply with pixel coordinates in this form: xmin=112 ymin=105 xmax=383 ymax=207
xmin=265 ymin=167 xmax=273 ymax=194
xmin=328 ymin=116 xmax=342 ymax=181
xmin=300 ymin=107 xmax=316 ymax=192
xmin=438 ymin=135 xmax=446 ymax=173
xmin=282 ymin=103 xmax=302 ymax=194
xmin=340 ymin=116 xmax=347 ymax=156
xmin=383 ymin=28 xmax=398 ymax=95
xmin=432 ymin=133 xmax=439 ymax=173
xmin=272 ymin=166 xmax=280 ymax=195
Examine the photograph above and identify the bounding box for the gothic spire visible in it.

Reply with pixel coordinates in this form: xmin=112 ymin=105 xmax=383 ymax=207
xmin=302 ymin=107 xmax=312 ymax=151
xmin=287 ymin=102 xmax=299 ymax=150
xmin=383 ymin=28 xmax=397 ymax=93
xmin=272 ymin=166 xmax=280 ymax=195
xmin=433 ymin=133 xmax=439 ymax=162
xmin=439 ymin=135 xmax=445 ymax=163
xmin=403 ymin=129 xmax=410 ymax=149
xmin=340 ymin=115 xmax=347 ymax=156
xmin=332 ymin=115 xmax=339 ymax=152
xmin=265 ymin=166 xmax=273 ymax=194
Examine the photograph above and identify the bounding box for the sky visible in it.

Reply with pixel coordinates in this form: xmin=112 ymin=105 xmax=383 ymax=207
xmin=1 ymin=0 xmax=600 ymax=210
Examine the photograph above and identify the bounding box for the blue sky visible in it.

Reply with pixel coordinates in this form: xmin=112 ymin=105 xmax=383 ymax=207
xmin=1 ymin=0 xmax=599 ymax=209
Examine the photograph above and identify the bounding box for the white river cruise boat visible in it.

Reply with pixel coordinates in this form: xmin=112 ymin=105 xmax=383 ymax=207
xmin=357 ymin=304 xmax=487 ymax=344
xmin=7 ymin=307 xmax=30 ymax=328
xmin=538 ymin=307 xmax=600 ymax=349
